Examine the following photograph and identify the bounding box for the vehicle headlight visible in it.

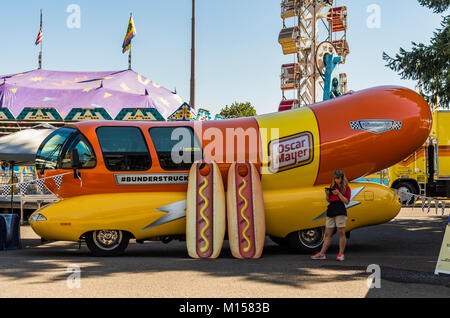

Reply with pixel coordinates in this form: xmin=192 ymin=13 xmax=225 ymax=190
xmin=29 ymin=213 xmax=47 ymax=222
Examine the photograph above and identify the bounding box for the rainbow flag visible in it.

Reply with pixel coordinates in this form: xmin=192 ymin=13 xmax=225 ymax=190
xmin=122 ymin=14 xmax=136 ymax=53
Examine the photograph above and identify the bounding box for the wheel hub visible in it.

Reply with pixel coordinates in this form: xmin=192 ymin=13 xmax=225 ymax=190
xmin=94 ymin=230 xmax=122 ymax=251
xmin=298 ymin=227 xmax=324 ymax=249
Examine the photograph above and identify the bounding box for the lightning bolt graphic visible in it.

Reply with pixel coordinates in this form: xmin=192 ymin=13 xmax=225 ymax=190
xmin=312 ymin=186 xmax=365 ymax=222
xmin=141 ymin=200 xmax=186 ymax=231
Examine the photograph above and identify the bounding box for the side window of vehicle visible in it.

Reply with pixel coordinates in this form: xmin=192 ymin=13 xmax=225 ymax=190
xmin=60 ymin=135 xmax=97 ymax=169
xmin=96 ymin=127 xmax=151 ymax=171
xmin=36 ymin=128 xmax=78 ymax=171
xmin=149 ymin=127 xmax=203 ymax=171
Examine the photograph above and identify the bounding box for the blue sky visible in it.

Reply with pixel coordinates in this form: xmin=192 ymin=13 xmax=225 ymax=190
xmin=0 ymin=0 xmax=445 ymax=115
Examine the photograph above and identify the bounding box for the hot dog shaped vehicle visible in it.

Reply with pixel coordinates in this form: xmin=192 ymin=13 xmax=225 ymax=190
xmin=29 ymin=86 xmax=432 ymax=256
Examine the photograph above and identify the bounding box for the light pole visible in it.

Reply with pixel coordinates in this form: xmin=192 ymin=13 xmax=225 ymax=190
xmin=190 ymin=0 xmax=196 ymax=109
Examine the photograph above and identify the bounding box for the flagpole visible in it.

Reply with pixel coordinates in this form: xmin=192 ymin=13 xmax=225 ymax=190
xmin=128 ymin=12 xmax=132 ymax=70
xmin=38 ymin=9 xmax=43 ymax=69
xmin=190 ymin=0 xmax=196 ymax=109
xmin=10 ymin=161 xmax=14 ymax=214
xmin=129 ymin=43 xmax=132 ymax=70
xmin=123 ymin=13 xmax=135 ymax=70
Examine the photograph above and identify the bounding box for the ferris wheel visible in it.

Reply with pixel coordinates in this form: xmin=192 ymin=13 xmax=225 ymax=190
xmin=278 ymin=0 xmax=349 ymax=111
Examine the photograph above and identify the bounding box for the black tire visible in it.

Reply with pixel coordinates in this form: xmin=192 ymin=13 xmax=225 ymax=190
xmin=269 ymin=235 xmax=289 ymax=247
xmin=85 ymin=230 xmax=130 ymax=256
xmin=393 ymin=182 xmax=416 ymax=205
xmin=287 ymin=227 xmax=325 ymax=253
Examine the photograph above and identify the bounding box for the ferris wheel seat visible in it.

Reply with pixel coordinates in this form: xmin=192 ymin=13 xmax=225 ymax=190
xmin=278 ymin=99 xmax=300 ymax=112
xmin=281 ymin=63 xmax=301 ymax=90
xmin=281 ymin=0 xmax=301 ymax=19
xmin=332 ymin=39 xmax=350 ymax=60
xmin=327 ymin=6 xmax=348 ymax=33
xmin=279 ymin=27 xmax=300 ymax=55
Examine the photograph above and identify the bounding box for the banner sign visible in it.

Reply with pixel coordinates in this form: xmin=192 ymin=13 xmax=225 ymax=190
xmin=435 ymin=216 xmax=450 ymax=276
xmin=115 ymin=173 xmax=189 ymax=185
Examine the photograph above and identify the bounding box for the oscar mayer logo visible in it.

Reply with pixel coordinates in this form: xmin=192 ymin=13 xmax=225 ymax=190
xmin=268 ymin=132 xmax=314 ymax=173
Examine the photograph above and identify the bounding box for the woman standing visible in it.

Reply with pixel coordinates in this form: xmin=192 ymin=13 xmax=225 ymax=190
xmin=311 ymin=169 xmax=351 ymax=261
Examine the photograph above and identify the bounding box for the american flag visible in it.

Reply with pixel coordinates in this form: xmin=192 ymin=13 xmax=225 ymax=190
xmin=35 ymin=27 xmax=43 ymax=45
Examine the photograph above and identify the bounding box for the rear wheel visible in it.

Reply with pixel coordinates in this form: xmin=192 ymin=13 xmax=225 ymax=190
xmin=85 ymin=230 xmax=130 ymax=256
xmin=287 ymin=227 xmax=325 ymax=253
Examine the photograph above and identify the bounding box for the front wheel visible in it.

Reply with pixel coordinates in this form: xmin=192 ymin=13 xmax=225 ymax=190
xmin=85 ymin=230 xmax=130 ymax=256
xmin=287 ymin=227 xmax=325 ymax=253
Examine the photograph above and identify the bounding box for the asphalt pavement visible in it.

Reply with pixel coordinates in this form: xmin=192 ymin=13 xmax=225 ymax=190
xmin=0 ymin=208 xmax=449 ymax=298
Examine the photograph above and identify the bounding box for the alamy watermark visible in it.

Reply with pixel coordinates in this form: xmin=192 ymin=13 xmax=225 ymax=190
xmin=67 ymin=4 xmax=81 ymax=29
xmin=169 ymin=122 xmax=283 ymax=173
xmin=366 ymin=264 xmax=381 ymax=289
xmin=366 ymin=4 xmax=381 ymax=29
xmin=66 ymin=264 xmax=81 ymax=289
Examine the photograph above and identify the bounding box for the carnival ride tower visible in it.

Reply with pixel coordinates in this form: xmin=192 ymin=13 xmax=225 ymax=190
xmin=278 ymin=0 xmax=349 ymax=111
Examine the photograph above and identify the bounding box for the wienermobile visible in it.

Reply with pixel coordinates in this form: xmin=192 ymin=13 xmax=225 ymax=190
xmin=29 ymin=86 xmax=432 ymax=256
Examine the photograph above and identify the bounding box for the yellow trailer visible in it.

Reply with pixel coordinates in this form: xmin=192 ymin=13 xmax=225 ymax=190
xmin=390 ymin=110 xmax=450 ymax=198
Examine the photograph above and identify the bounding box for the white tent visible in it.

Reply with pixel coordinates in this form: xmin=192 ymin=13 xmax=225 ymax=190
xmin=0 ymin=124 xmax=56 ymax=165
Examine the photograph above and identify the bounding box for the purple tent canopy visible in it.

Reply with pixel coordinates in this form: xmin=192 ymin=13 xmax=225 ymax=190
xmin=0 ymin=69 xmax=184 ymax=119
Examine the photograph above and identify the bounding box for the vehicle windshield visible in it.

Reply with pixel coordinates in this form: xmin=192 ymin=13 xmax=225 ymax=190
xmin=36 ymin=127 xmax=96 ymax=171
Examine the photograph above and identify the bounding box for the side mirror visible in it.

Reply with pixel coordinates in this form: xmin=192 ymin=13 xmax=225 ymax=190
xmin=71 ymin=149 xmax=82 ymax=169
xmin=71 ymin=149 xmax=82 ymax=180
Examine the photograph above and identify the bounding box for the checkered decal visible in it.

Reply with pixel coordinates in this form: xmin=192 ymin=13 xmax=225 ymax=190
xmin=349 ymin=121 xmax=361 ymax=130
xmin=19 ymin=182 xmax=28 ymax=195
xmin=36 ymin=179 xmax=45 ymax=193
xmin=391 ymin=121 xmax=403 ymax=130
xmin=350 ymin=120 xmax=403 ymax=132
xmin=2 ymin=185 xmax=11 ymax=199
xmin=53 ymin=175 xmax=63 ymax=189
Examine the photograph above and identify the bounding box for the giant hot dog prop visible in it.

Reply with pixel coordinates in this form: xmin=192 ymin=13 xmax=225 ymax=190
xmin=186 ymin=160 xmax=226 ymax=259
xmin=227 ymin=162 xmax=266 ymax=259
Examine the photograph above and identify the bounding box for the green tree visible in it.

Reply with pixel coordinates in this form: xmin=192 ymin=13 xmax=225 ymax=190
xmin=382 ymin=0 xmax=449 ymax=107
xmin=418 ymin=0 xmax=449 ymax=13
xmin=219 ymin=102 xmax=257 ymax=118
